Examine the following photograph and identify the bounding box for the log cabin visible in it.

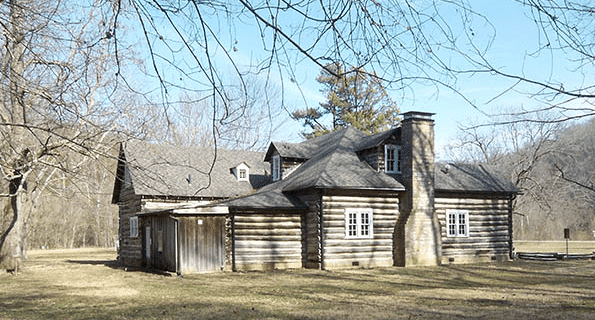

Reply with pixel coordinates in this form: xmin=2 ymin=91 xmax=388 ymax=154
xmin=112 ymin=111 xmax=519 ymax=273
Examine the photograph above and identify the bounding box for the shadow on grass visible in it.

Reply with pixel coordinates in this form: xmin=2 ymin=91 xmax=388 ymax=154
xmin=67 ymin=259 xmax=177 ymax=277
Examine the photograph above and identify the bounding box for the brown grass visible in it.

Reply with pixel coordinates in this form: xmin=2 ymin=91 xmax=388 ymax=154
xmin=1 ymin=248 xmax=595 ymax=319
xmin=514 ymin=240 xmax=595 ymax=254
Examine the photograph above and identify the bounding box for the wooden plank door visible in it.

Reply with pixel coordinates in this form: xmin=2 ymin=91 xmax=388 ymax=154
xmin=178 ymin=216 xmax=226 ymax=273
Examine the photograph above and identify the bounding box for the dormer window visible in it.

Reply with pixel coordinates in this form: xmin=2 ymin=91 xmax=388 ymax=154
xmin=233 ymin=163 xmax=250 ymax=181
xmin=384 ymin=144 xmax=401 ymax=173
xmin=272 ymin=154 xmax=280 ymax=181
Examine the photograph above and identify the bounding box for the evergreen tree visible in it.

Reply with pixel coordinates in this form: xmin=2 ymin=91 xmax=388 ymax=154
xmin=293 ymin=63 xmax=399 ymax=138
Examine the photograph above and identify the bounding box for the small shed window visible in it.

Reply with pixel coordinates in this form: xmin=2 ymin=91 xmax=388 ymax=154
xmin=345 ymin=208 xmax=373 ymax=239
xmin=272 ymin=154 xmax=281 ymax=181
xmin=384 ymin=144 xmax=401 ymax=173
xmin=129 ymin=216 xmax=138 ymax=238
xmin=446 ymin=209 xmax=469 ymax=237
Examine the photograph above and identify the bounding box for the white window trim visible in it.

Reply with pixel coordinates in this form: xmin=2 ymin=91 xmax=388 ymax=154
xmin=272 ymin=154 xmax=281 ymax=181
xmin=446 ymin=209 xmax=469 ymax=237
xmin=235 ymin=163 xmax=250 ymax=181
xmin=129 ymin=216 xmax=139 ymax=238
xmin=345 ymin=208 xmax=374 ymax=239
xmin=384 ymin=144 xmax=401 ymax=173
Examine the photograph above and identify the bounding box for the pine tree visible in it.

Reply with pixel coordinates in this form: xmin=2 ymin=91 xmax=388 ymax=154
xmin=293 ymin=63 xmax=399 ymax=138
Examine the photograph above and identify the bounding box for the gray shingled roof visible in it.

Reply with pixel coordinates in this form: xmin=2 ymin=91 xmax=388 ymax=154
xmin=355 ymin=127 xmax=400 ymax=151
xmin=435 ymin=162 xmax=519 ymax=194
xmin=282 ymin=146 xmax=404 ymax=192
xmin=222 ymin=127 xmax=405 ymax=209
xmin=120 ymin=140 xmax=270 ymax=199
xmin=264 ymin=127 xmax=368 ymax=161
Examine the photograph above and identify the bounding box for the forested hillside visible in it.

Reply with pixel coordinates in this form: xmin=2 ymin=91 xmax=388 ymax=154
xmin=0 ymin=145 xmax=118 ymax=251
xmin=513 ymin=118 xmax=595 ymax=240
xmin=447 ymin=116 xmax=595 ymax=241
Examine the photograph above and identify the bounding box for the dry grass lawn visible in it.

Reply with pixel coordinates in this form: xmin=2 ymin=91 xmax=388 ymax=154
xmin=515 ymin=240 xmax=595 ymax=254
xmin=1 ymin=248 xmax=595 ymax=319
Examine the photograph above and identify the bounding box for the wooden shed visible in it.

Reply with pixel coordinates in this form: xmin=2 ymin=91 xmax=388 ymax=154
xmin=141 ymin=207 xmax=228 ymax=274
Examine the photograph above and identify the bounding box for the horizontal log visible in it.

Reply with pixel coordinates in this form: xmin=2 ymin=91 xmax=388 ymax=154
xmin=324 ymin=208 xmax=400 ymax=215
xmin=468 ymin=221 xmax=510 ymax=227
xmin=234 ymin=256 xmax=302 ymax=264
xmin=440 ymin=231 xmax=509 ymax=238
xmin=234 ymin=235 xmax=302 ymax=242
xmin=441 ymin=235 xmax=509 ymax=243
xmin=234 ymin=222 xmax=302 ymax=230
xmin=324 ymin=238 xmax=392 ymax=247
xmin=320 ymin=220 xmax=396 ymax=228
xmin=468 ymin=226 xmax=509 ymax=232
xmin=234 ymin=249 xmax=302 ymax=256
xmin=435 ymin=197 xmax=509 ymax=205
xmin=234 ymin=242 xmax=302 ymax=251
xmin=324 ymin=233 xmax=393 ymax=241
xmin=441 ymin=242 xmax=509 ymax=250
xmin=323 ymin=245 xmax=393 ymax=255
xmin=437 ymin=210 xmax=508 ymax=217
xmin=234 ymin=229 xmax=302 ymax=236
xmin=438 ymin=216 xmax=509 ymax=223
xmin=323 ymin=195 xmax=400 ymax=204
xmin=234 ymin=215 xmax=301 ymax=222
xmin=321 ymin=226 xmax=396 ymax=237
xmin=441 ymin=249 xmax=509 ymax=256
xmin=323 ymin=251 xmax=393 ymax=260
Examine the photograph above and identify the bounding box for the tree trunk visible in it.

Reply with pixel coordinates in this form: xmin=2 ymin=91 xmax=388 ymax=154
xmin=0 ymin=178 xmax=25 ymax=272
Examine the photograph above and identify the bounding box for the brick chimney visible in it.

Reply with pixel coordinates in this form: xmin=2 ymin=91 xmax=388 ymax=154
xmin=394 ymin=111 xmax=440 ymax=266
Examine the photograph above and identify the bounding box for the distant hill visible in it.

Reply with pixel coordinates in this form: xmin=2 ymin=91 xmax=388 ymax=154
xmin=513 ymin=117 xmax=595 ymax=240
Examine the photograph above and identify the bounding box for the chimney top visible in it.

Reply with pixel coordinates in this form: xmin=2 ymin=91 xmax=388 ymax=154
xmin=401 ymin=111 xmax=435 ymax=122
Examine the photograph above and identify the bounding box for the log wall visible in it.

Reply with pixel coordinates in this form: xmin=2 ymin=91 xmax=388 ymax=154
xmin=298 ymin=192 xmax=323 ymax=269
xmin=117 ymin=184 xmax=143 ymax=267
xmin=320 ymin=193 xmax=400 ymax=269
xmin=232 ymin=212 xmax=304 ymax=271
xmin=358 ymin=146 xmax=381 ymax=171
xmin=435 ymin=195 xmax=512 ymax=264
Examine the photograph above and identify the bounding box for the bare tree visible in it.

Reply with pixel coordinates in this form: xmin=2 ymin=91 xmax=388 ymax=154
xmin=0 ymin=0 xmax=141 ymax=270
xmin=108 ymin=1 xmax=595 ymax=130
xmin=148 ymin=75 xmax=286 ymax=151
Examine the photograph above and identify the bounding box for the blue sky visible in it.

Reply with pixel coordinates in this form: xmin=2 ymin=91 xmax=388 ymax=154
xmin=138 ymin=1 xmax=591 ymax=159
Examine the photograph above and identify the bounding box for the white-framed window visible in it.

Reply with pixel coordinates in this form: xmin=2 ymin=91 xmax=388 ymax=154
xmin=345 ymin=208 xmax=373 ymax=239
xmin=129 ymin=216 xmax=139 ymax=238
xmin=272 ymin=154 xmax=281 ymax=181
xmin=235 ymin=163 xmax=250 ymax=181
xmin=384 ymin=144 xmax=401 ymax=173
xmin=446 ymin=209 xmax=469 ymax=237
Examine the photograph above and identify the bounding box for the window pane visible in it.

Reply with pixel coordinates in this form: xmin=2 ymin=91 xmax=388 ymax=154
xmin=385 ymin=145 xmax=395 ymax=172
xmin=348 ymin=213 xmax=357 ymax=236
xmin=361 ymin=212 xmax=369 ymax=236
xmin=397 ymin=148 xmax=402 ymax=172
xmin=458 ymin=213 xmax=466 ymax=235
xmin=447 ymin=213 xmax=456 ymax=236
